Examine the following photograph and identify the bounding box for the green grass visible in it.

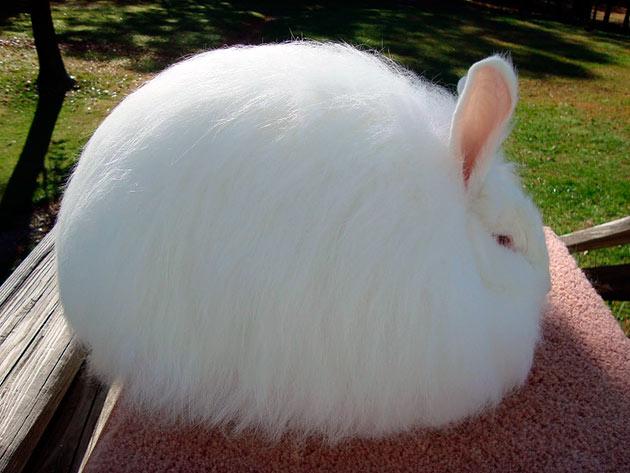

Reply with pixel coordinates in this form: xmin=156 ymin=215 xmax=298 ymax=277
xmin=1 ymin=1 xmax=628 ymax=322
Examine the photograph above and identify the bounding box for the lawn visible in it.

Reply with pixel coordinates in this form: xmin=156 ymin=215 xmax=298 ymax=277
xmin=0 ymin=1 xmax=628 ymax=323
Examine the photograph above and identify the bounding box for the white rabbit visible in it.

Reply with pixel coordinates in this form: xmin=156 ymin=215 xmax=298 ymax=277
xmin=55 ymin=42 xmax=550 ymax=441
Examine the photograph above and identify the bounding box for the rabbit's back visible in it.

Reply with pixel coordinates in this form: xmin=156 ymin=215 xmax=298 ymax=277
xmin=57 ymin=42 xmax=461 ymax=339
xmin=56 ymin=43 xmax=531 ymax=440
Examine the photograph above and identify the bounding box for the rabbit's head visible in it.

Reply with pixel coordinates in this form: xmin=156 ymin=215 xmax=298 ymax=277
xmin=451 ymin=56 xmax=550 ymax=296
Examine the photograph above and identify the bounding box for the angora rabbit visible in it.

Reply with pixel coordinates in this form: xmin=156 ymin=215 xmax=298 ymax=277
xmin=56 ymin=43 xmax=550 ymax=441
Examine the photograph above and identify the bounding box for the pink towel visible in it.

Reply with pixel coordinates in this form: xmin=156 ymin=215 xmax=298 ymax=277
xmin=84 ymin=229 xmax=630 ymax=472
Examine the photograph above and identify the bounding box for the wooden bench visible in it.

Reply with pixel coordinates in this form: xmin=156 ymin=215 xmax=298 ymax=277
xmin=561 ymin=216 xmax=630 ymax=300
xmin=0 ymin=217 xmax=628 ymax=473
xmin=0 ymin=231 xmax=118 ymax=473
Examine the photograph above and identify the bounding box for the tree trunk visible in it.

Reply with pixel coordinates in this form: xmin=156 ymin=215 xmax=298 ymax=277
xmin=584 ymin=2 xmax=597 ymax=31
xmin=623 ymin=1 xmax=629 ymax=29
xmin=31 ymin=0 xmax=75 ymax=94
xmin=574 ymin=0 xmax=594 ymax=24
xmin=603 ymin=1 xmax=613 ymax=25
xmin=0 ymin=0 xmax=74 ymax=222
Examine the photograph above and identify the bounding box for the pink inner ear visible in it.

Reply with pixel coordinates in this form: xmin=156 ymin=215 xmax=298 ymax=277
xmin=460 ymin=66 xmax=512 ymax=183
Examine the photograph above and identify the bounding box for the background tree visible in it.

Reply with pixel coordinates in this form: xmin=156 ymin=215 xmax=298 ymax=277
xmin=0 ymin=0 xmax=74 ymax=223
xmin=603 ymin=1 xmax=615 ymax=26
xmin=0 ymin=0 xmax=74 ymax=279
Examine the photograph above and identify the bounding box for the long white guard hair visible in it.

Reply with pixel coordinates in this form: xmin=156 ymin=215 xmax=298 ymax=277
xmin=56 ymin=43 xmax=550 ymax=441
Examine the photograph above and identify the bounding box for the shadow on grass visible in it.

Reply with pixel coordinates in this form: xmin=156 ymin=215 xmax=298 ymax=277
xmin=5 ymin=0 xmax=613 ymax=87
xmin=0 ymin=88 xmax=66 ymax=278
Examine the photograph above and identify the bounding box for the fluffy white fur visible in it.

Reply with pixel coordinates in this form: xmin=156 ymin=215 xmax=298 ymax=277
xmin=55 ymin=43 xmax=550 ymax=441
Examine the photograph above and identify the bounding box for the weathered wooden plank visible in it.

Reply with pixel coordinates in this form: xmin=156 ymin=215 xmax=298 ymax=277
xmin=0 ymin=309 xmax=84 ymax=473
xmin=0 ymin=257 xmax=58 ymax=386
xmin=583 ymin=264 xmax=630 ymax=301
xmin=0 ymin=231 xmax=86 ymax=473
xmin=22 ymin=364 xmax=108 ymax=473
xmin=0 ymin=232 xmax=54 ymax=310
xmin=560 ymin=216 xmax=630 ymax=253
xmin=77 ymin=382 xmax=121 ymax=472
xmin=0 ymin=239 xmax=57 ymax=347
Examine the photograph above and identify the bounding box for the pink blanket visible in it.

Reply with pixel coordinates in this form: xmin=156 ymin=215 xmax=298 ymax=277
xmin=84 ymin=230 xmax=630 ymax=472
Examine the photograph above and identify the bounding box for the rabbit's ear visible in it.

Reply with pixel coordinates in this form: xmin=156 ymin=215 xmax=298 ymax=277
xmin=449 ymin=56 xmax=517 ymax=190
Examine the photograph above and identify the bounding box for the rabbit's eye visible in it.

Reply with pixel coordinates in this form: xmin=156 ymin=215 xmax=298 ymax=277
xmin=494 ymin=234 xmax=514 ymax=249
